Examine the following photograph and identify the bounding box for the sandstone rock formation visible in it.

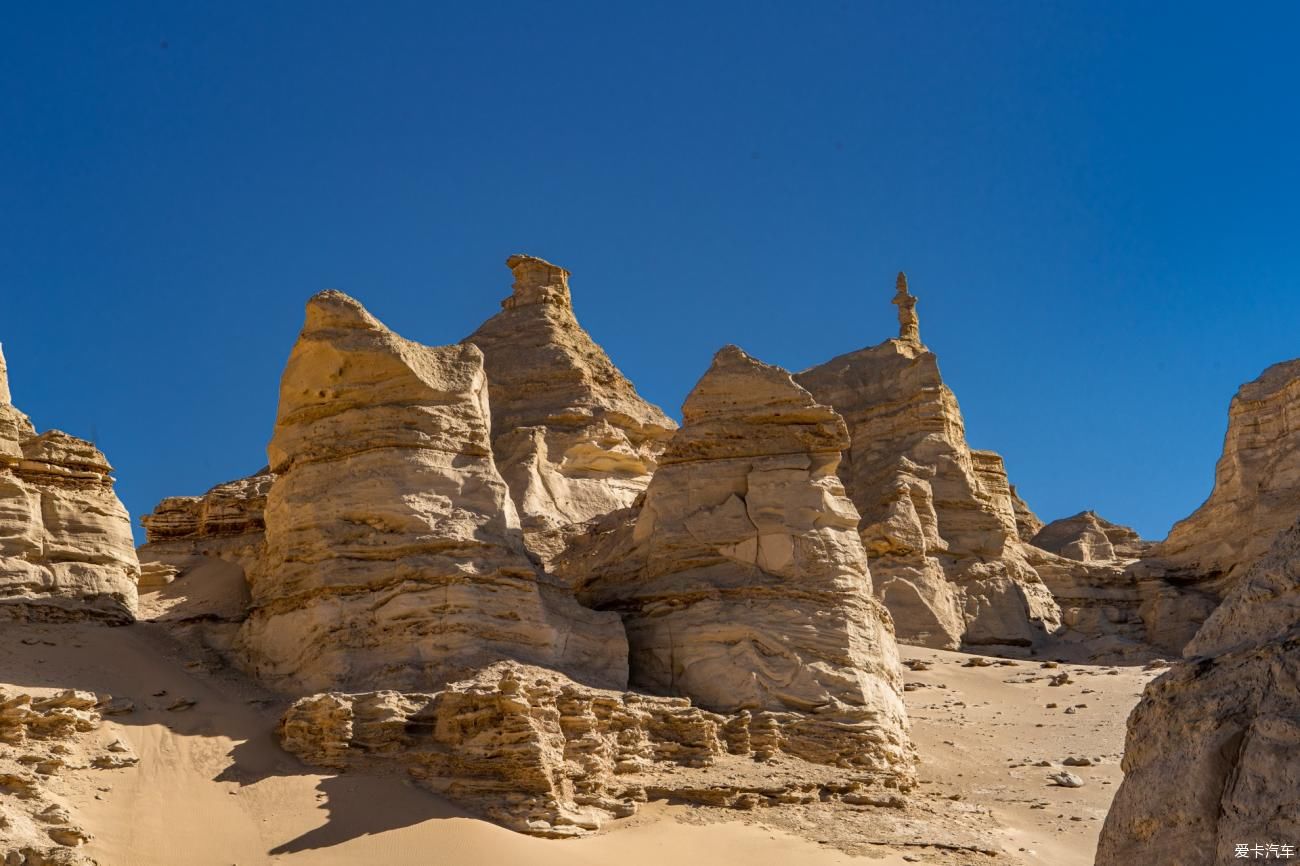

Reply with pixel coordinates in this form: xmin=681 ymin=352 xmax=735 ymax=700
xmin=1023 ymin=513 xmax=1154 ymax=658
xmin=557 ymin=346 xmax=913 ymax=781
xmin=1031 ymin=511 xmax=1149 ymax=564
xmin=280 ymin=661 xmax=913 ymax=838
xmin=465 ymin=256 xmax=676 ymax=560
xmin=1156 ymin=358 xmax=1300 ymax=582
xmin=138 ymin=469 xmax=272 ymax=584
xmin=1096 ymin=518 xmax=1300 ymax=864
xmin=0 ymin=344 xmax=139 ymax=622
xmin=1009 ymin=484 xmax=1044 ymax=543
xmin=235 ymin=291 xmax=626 ymax=695
xmin=795 ymin=277 xmax=1059 ymax=649
xmin=1 ymin=687 xmax=134 ymax=866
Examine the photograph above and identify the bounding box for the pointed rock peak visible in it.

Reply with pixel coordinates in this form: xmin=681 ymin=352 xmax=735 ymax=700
xmin=503 ymin=254 xmax=572 ymax=310
xmin=0 ymin=342 xmax=10 ymax=405
xmin=668 ymin=345 xmax=848 ymax=464
xmin=891 ymin=271 xmax=920 ymax=344
xmin=303 ymin=289 xmax=387 ymax=333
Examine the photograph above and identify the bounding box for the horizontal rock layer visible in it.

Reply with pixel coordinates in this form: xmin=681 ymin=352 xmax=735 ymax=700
xmin=0 ymin=345 xmax=138 ymax=622
xmin=279 ymin=662 xmax=913 ymax=837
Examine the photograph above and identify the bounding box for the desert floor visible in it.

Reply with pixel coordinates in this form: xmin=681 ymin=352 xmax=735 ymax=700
xmin=2 ymin=618 xmax=1162 ymax=866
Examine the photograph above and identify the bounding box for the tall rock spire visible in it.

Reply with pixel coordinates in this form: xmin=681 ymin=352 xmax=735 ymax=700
xmin=892 ymin=271 xmax=920 ymax=344
xmin=0 ymin=342 xmax=10 ymax=405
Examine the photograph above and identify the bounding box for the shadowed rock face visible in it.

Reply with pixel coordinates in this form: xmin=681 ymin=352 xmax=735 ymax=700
xmin=1096 ymin=519 xmax=1300 ymax=865
xmin=465 ymin=255 xmax=676 ymax=560
xmin=235 ymin=290 xmax=627 ymax=695
xmin=0 ymin=344 xmax=139 ymax=622
xmin=796 ymin=334 xmax=1059 ymax=650
xmin=557 ymin=346 xmax=913 ymax=785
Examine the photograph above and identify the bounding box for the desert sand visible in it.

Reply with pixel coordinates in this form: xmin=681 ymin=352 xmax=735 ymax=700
xmin=2 ymin=606 xmax=1158 ymax=866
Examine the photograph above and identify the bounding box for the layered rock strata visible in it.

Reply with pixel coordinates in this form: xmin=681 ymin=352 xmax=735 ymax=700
xmin=1031 ymin=511 xmax=1150 ymax=564
xmin=1022 ymin=513 xmax=1154 ymax=658
xmin=1128 ymin=358 xmax=1300 ymax=651
xmin=280 ymin=661 xmax=913 ymax=838
xmin=465 ymin=255 xmax=676 ymax=560
xmin=795 ymin=276 xmax=1059 ymax=649
xmin=1 ymin=687 xmax=135 ymax=866
xmin=138 ymin=469 xmax=273 ymax=584
xmin=1096 ymin=518 xmax=1300 ymax=864
xmin=557 ymin=346 xmax=913 ymax=784
xmin=234 ymin=291 xmax=626 ymax=695
xmin=0 ymin=344 xmax=139 ymax=622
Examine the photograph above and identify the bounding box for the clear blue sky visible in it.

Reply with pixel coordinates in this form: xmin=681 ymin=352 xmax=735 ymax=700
xmin=3 ymin=2 xmax=1298 ymax=545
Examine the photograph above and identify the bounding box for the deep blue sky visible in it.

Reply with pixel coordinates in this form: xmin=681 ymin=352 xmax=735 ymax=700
xmin=3 ymin=3 xmax=1298 ymax=544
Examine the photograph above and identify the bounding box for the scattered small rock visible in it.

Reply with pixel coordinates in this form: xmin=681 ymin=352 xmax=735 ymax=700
xmin=1048 ymin=771 xmax=1085 ymax=788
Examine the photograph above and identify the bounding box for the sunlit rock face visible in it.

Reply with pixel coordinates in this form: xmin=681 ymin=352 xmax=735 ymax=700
xmin=557 ymin=345 xmax=914 ymax=786
xmin=0 ymin=343 xmax=139 ymax=622
xmin=465 ymin=255 xmax=676 ymax=563
xmin=138 ymin=469 xmax=272 ymax=586
xmin=795 ymin=277 xmax=1059 ymax=650
xmin=1131 ymin=358 xmax=1300 ymax=650
xmin=236 ymin=290 xmax=627 ymax=695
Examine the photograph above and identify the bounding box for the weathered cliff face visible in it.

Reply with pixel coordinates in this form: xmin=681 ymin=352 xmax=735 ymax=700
xmin=794 ymin=280 xmax=1059 ymax=650
xmin=1096 ymin=519 xmax=1300 ymax=865
xmin=0 ymin=344 xmax=139 ymax=622
xmin=1124 ymin=359 xmax=1300 ymax=655
xmin=465 ymin=256 xmax=676 ymax=560
xmin=557 ymin=346 xmax=913 ymax=786
xmin=235 ymin=291 xmax=627 ymax=695
xmin=1155 ymin=358 xmax=1300 ymax=585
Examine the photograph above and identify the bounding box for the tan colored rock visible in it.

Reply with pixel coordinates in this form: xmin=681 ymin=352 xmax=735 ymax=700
xmin=1009 ymin=484 xmax=1045 ymax=543
xmin=280 ymin=661 xmax=912 ymax=838
xmin=464 ymin=255 xmax=676 ymax=560
xmin=235 ymin=290 xmax=626 ymax=695
xmin=1156 ymin=359 xmax=1300 ymax=582
xmin=795 ymin=278 xmax=1059 ymax=650
xmin=0 ymin=346 xmax=138 ymax=622
xmin=1096 ymin=519 xmax=1300 ymax=864
xmin=558 ymin=346 xmax=913 ymax=784
xmin=141 ymin=469 xmax=272 ymax=546
xmin=0 ymin=686 xmax=117 ymax=866
xmin=1032 ymin=511 xmax=1149 ymax=564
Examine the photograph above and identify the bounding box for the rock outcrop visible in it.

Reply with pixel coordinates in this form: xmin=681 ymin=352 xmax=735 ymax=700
xmin=0 ymin=344 xmax=139 ymax=622
xmin=1 ymin=687 xmax=134 ymax=866
xmin=1023 ymin=513 xmax=1154 ymax=659
xmin=1096 ymin=518 xmax=1300 ymax=864
xmin=138 ymin=469 xmax=272 ymax=585
xmin=557 ymin=346 xmax=913 ymax=783
xmin=1156 ymin=358 xmax=1300 ymax=583
xmin=1031 ymin=511 xmax=1150 ymax=564
xmin=465 ymin=256 xmax=676 ymax=560
xmin=280 ymin=660 xmax=913 ymax=838
xmin=235 ymin=291 xmax=626 ymax=695
xmin=795 ymin=275 xmax=1059 ymax=650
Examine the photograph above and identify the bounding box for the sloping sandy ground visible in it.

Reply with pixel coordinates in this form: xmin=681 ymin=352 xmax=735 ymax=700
xmin=0 ymin=617 xmax=1159 ymax=866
